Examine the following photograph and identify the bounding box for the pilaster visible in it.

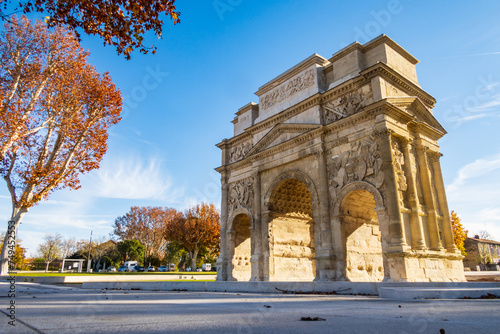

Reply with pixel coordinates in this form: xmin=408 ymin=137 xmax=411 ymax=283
xmin=416 ymin=144 xmax=444 ymax=251
xmin=401 ymin=138 xmax=426 ymax=250
xmin=429 ymin=151 xmax=459 ymax=253
xmin=375 ymin=128 xmax=408 ymax=251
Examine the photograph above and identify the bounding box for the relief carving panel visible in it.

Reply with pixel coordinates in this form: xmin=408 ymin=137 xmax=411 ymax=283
xmin=328 ymin=137 xmax=384 ymax=193
xmin=229 ymin=141 xmax=252 ymax=163
xmin=228 ymin=177 xmax=254 ymax=214
xmin=324 ymin=85 xmax=373 ymax=124
xmin=260 ymin=68 xmax=316 ymax=111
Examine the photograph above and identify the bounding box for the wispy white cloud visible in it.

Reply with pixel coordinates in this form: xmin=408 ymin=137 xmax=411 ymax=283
xmin=456 ymin=113 xmax=490 ymax=123
xmin=447 ymin=152 xmax=500 ymax=193
xmin=446 ymin=152 xmax=500 ymax=242
xmin=467 ymin=93 xmax=500 ymax=113
xmin=90 ymin=155 xmax=184 ymax=201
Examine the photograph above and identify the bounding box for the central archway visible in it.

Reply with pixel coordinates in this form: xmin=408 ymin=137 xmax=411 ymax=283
xmin=268 ymin=178 xmax=316 ymax=281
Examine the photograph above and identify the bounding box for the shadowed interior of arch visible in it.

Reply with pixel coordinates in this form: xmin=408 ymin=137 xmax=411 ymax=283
xmin=268 ymin=178 xmax=316 ymax=281
xmin=342 ymin=189 xmax=385 ymax=282
xmin=231 ymin=214 xmax=251 ymax=281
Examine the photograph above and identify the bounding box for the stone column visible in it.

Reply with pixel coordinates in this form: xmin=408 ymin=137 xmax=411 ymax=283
xmin=226 ymin=230 xmax=234 ymax=281
xmin=429 ymin=151 xmax=459 ymax=253
xmin=316 ymin=147 xmax=335 ymax=280
xmin=330 ymin=213 xmax=345 ymax=280
xmin=401 ymin=139 xmax=426 ymax=250
xmin=250 ymin=171 xmax=263 ymax=280
xmin=375 ymin=129 xmax=407 ymax=250
xmin=261 ymin=211 xmax=271 ymax=281
xmin=416 ymin=144 xmax=443 ymax=251
xmin=216 ymin=170 xmax=229 ymax=281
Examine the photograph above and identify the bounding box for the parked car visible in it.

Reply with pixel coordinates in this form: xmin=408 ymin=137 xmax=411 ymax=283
xmin=146 ymin=266 xmax=155 ymax=272
xmin=186 ymin=267 xmax=192 ymax=272
xmin=196 ymin=268 xmax=202 ymax=272
xmin=158 ymin=265 xmax=168 ymax=272
xmin=118 ymin=265 xmax=127 ymax=272
xmin=201 ymin=263 xmax=211 ymax=271
xmin=106 ymin=266 xmax=117 ymax=272
xmin=133 ymin=265 xmax=145 ymax=272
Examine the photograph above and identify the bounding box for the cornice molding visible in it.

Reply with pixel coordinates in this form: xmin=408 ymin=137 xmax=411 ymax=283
xmin=361 ymin=62 xmax=436 ymax=108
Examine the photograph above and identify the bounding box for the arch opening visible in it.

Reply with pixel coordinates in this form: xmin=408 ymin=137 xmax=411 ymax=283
xmin=268 ymin=178 xmax=316 ymax=281
xmin=342 ymin=189 xmax=385 ymax=282
xmin=231 ymin=214 xmax=252 ymax=281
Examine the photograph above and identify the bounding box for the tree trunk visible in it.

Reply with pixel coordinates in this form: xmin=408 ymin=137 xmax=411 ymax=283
xmin=191 ymin=247 xmax=199 ymax=272
xmin=45 ymin=262 xmax=49 ymax=273
xmin=0 ymin=207 xmax=28 ymax=275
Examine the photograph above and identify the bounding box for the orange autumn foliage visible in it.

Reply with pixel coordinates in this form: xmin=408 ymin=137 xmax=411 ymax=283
xmin=164 ymin=203 xmax=220 ymax=271
xmin=0 ymin=16 xmax=122 ymax=274
xmin=114 ymin=206 xmax=183 ymax=264
xmin=1 ymin=0 xmax=181 ymax=59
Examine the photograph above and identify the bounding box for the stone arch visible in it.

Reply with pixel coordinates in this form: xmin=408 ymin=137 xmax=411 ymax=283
xmin=265 ymin=172 xmax=318 ymax=281
xmin=333 ymin=181 xmax=384 ymax=216
xmin=334 ymin=181 xmax=389 ymax=282
xmin=227 ymin=207 xmax=254 ymax=231
xmin=264 ymin=169 xmax=319 ymax=211
xmin=229 ymin=210 xmax=253 ymax=281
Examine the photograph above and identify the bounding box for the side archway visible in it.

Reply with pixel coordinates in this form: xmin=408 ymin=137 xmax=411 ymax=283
xmin=333 ymin=181 xmax=388 ymax=282
xmin=228 ymin=209 xmax=253 ymax=281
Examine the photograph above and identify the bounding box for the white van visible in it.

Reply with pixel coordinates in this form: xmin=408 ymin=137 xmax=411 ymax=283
xmin=201 ymin=263 xmax=211 ymax=271
xmin=124 ymin=261 xmax=138 ymax=272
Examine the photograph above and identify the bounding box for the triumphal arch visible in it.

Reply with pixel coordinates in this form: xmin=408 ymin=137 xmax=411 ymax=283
xmin=215 ymin=35 xmax=465 ymax=282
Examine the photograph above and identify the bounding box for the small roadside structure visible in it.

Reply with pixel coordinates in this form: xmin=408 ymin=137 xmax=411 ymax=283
xmin=464 ymin=237 xmax=500 ymax=271
xmin=60 ymin=259 xmax=85 ymax=273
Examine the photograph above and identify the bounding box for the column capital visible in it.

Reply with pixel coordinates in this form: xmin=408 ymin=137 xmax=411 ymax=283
xmin=428 ymin=151 xmax=443 ymax=162
xmin=416 ymin=144 xmax=428 ymax=156
xmin=373 ymin=128 xmax=395 ymax=140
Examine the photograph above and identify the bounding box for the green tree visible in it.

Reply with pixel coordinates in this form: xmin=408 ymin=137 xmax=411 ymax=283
xmin=451 ymin=210 xmax=468 ymax=256
xmin=116 ymin=239 xmax=144 ymax=263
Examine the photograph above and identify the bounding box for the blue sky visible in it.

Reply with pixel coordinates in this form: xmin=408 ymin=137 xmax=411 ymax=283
xmin=2 ymin=0 xmax=500 ymax=255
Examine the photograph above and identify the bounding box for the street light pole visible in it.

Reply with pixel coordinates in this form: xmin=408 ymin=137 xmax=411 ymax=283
xmin=87 ymin=230 xmax=93 ymax=273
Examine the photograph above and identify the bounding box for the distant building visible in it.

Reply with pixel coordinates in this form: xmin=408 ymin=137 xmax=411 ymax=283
xmin=463 ymin=237 xmax=500 ymax=271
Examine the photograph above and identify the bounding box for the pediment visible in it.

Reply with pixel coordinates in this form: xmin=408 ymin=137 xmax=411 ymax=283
xmin=388 ymin=97 xmax=446 ymax=134
xmin=247 ymin=123 xmax=320 ymax=156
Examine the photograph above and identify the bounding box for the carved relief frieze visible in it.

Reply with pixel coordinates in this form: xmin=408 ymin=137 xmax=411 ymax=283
xmin=260 ymin=68 xmax=316 ymax=111
xmin=391 ymin=140 xmax=409 ymax=208
xmin=324 ymin=85 xmax=373 ymax=124
xmin=228 ymin=177 xmax=254 ymax=214
xmin=229 ymin=141 xmax=252 ymax=163
xmin=391 ymin=141 xmax=407 ymax=192
xmin=328 ymin=137 xmax=384 ymax=193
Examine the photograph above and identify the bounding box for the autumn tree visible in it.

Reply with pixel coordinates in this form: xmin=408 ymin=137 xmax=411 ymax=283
xmin=114 ymin=206 xmax=182 ymax=266
xmin=0 ymin=17 xmax=122 ymax=275
xmin=0 ymin=16 xmax=89 ymax=162
xmin=0 ymin=1 xmax=180 ymax=59
xmin=451 ymin=210 xmax=468 ymax=256
xmin=163 ymin=203 xmax=220 ymax=271
xmin=37 ymin=233 xmax=62 ymax=272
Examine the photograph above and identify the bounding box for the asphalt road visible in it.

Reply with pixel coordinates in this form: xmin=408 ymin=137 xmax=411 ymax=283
xmin=0 ymin=282 xmax=499 ymax=334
